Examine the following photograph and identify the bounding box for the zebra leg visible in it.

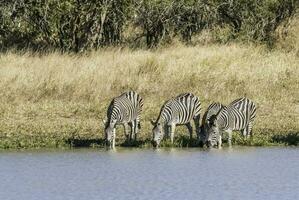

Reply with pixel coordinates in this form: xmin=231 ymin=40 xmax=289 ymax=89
xmin=227 ymin=129 xmax=233 ymax=147
xmin=241 ymin=129 xmax=247 ymax=138
xmin=165 ymin=126 xmax=170 ymax=139
xmin=170 ymin=124 xmax=176 ymax=144
xmin=247 ymin=121 xmax=254 ymax=139
xmin=186 ymin=122 xmax=193 ymax=140
xmin=134 ymin=119 xmax=139 ymax=140
xmin=123 ymin=123 xmax=130 ymax=141
xmin=112 ymin=130 xmax=116 ymax=149
xmin=245 ymin=126 xmax=250 ymax=139
xmin=130 ymin=121 xmax=135 ymax=141
xmin=193 ymin=115 xmax=200 ymax=138
xmin=218 ymin=135 xmax=222 ymax=149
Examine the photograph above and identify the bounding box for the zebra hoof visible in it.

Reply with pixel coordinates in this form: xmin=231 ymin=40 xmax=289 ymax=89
xmin=152 ymin=140 xmax=160 ymax=148
xmin=198 ymin=141 xmax=204 ymax=147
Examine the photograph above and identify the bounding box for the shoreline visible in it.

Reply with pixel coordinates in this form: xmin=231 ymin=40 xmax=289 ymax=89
xmin=0 ymin=133 xmax=298 ymax=149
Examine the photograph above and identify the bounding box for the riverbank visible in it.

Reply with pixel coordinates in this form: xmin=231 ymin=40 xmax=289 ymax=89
xmin=0 ymin=44 xmax=298 ymax=149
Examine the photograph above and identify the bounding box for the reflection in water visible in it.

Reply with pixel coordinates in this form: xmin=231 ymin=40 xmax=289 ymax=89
xmin=0 ymin=147 xmax=298 ymax=200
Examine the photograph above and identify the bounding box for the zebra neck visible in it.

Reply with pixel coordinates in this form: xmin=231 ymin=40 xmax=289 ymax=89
xmin=110 ymin=109 xmax=121 ymax=122
xmin=108 ymin=117 xmax=118 ymax=127
xmin=157 ymin=117 xmax=167 ymax=126
xmin=218 ymin=120 xmax=228 ymax=130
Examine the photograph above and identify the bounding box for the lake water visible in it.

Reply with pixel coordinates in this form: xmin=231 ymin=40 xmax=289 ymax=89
xmin=0 ymin=147 xmax=298 ymax=200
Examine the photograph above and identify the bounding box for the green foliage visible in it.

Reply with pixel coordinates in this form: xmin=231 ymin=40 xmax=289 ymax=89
xmin=213 ymin=0 xmax=298 ymax=44
xmin=0 ymin=0 xmax=132 ymax=52
xmin=0 ymin=0 xmax=298 ymax=51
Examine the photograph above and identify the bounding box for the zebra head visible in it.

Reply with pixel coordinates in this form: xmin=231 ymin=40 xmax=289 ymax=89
xmin=205 ymin=110 xmax=222 ymax=148
xmin=103 ymin=119 xmax=116 ymax=147
xmin=151 ymin=120 xmax=164 ymax=147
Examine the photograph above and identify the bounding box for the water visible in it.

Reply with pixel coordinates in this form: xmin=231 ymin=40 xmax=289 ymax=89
xmin=0 ymin=147 xmax=298 ymax=200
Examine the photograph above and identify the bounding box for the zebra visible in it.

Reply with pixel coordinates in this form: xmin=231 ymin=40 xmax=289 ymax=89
xmin=103 ymin=91 xmax=143 ymax=148
xmin=198 ymin=102 xmax=223 ymax=146
xmin=203 ymin=97 xmax=256 ymax=148
xmin=151 ymin=93 xmax=201 ymax=147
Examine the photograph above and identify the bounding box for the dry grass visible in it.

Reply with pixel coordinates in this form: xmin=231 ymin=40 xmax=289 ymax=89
xmin=0 ymin=43 xmax=298 ymax=148
xmin=276 ymin=13 xmax=299 ymax=56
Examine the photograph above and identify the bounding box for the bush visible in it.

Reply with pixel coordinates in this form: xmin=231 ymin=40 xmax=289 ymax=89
xmin=0 ymin=0 xmax=132 ymax=52
xmin=0 ymin=0 xmax=298 ymax=51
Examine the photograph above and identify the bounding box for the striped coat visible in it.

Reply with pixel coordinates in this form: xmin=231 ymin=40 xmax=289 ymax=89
xmin=199 ymin=102 xmax=222 ymax=143
xmin=104 ymin=91 xmax=143 ymax=148
xmin=151 ymin=93 xmax=201 ymax=146
xmin=203 ymin=97 xmax=256 ymax=147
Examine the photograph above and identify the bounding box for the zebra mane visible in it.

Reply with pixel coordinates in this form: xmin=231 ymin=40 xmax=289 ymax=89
xmin=155 ymin=107 xmax=165 ymax=125
xmin=106 ymin=99 xmax=115 ymax=126
xmin=154 ymin=99 xmax=171 ymax=125
xmin=203 ymin=102 xmax=226 ymax=126
xmin=203 ymin=102 xmax=221 ymax=122
xmin=216 ymin=104 xmax=224 ymax=116
xmin=216 ymin=104 xmax=229 ymax=118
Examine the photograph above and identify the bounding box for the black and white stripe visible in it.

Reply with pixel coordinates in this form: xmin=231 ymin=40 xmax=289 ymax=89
xmin=151 ymin=93 xmax=201 ymax=146
xmin=230 ymin=97 xmax=256 ymax=138
xmin=204 ymin=97 xmax=256 ymax=147
xmin=198 ymin=102 xmax=223 ymax=144
xmin=104 ymin=91 xmax=143 ymax=148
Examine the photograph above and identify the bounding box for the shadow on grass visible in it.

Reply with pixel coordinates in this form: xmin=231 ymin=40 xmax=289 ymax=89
xmin=65 ymin=138 xmax=106 ymax=148
xmin=120 ymin=139 xmax=153 ymax=147
xmin=62 ymin=132 xmax=299 ymax=148
xmin=157 ymin=135 xmax=200 ymax=148
xmin=65 ymin=136 xmax=199 ymax=148
xmin=230 ymin=133 xmax=272 ymax=146
xmin=119 ymin=135 xmax=200 ymax=148
xmin=65 ymin=138 xmax=153 ymax=148
xmin=230 ymin=132 xmax=299 ymax=146
xmin=271 ymin=132 xmax=299 ymax=146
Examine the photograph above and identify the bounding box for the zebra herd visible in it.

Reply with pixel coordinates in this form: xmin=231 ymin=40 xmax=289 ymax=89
xmin=102 ymin=91 xmax=256 ymax=148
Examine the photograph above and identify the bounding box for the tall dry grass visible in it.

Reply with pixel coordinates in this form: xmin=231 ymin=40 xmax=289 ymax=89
xmin=276 ymin=13 xmax=299 ymax=55
xmin=0 ymin=43 xmax=298 ymax=148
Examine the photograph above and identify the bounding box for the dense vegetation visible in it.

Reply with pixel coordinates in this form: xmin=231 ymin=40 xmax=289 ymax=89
xmin=1 ymin=0 xmax=298 ymax=51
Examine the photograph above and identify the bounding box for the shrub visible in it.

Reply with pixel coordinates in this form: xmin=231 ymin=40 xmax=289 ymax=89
xmin=0 ymin=0 xmax=298 ymax=51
